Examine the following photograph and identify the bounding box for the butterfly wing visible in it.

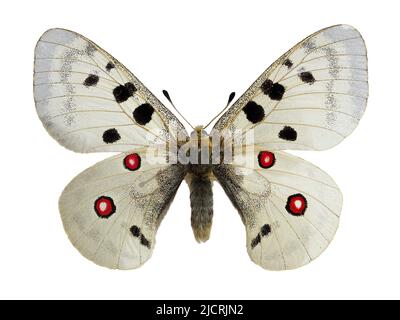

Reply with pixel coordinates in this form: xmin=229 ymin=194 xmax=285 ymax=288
xmin=59 ymin=150 xmax=185 ymax=269
xmin=34 ymin=28 xmax=188 ymax=152
xmin=34 ymin=29 xmax=189 ymax=269
xmin=212 ymin=24 xmax=368 ymax=151
xmin=213 ymin=149 xmax=341 ymax=270
xmin=212 ymin=25 xmax=367 ymax=270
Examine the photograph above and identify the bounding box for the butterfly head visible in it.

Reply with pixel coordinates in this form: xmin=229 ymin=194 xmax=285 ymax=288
xmin=191 ymin=125 xmax=209 ymax=140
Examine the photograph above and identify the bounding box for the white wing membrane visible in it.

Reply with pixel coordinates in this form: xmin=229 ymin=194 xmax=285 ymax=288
xmin=59 ymin=150 xmax=185 ymax=269
xmin=213 ymin=25 xmax=368 ymax=151
xmin=213 ymin=149 xmax=342 ymax=270
xmin=34 ymin=29 xmax=188 ymax=153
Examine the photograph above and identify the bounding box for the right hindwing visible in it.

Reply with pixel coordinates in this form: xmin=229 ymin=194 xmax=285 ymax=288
xmin=213 ymin=148 xmax=342 ymax=270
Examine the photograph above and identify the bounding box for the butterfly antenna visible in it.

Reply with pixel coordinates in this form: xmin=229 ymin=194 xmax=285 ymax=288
xmin=162 ymin=90 xmax=194 ymax=130
xmin=203 ymin=92 xmax=236 ymax=129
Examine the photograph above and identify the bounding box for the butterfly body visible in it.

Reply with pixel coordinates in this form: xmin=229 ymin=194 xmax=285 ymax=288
xmin=184 ymin=126 xmax=214 ymax=242
xmin=34 ymin=25 xmax=368 ymax=270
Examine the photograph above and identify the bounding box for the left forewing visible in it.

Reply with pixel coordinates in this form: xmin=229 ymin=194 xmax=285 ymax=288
xmin=34 ymin=28 xmax=188 ymax=153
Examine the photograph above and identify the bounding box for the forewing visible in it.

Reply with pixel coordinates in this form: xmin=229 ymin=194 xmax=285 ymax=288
xmin=59 ymin=149 xmax=185 ymax=269
xmin=213 ymin=149 xmax=342 ymax=270
xmin=212 ymin=25 xmax=367 ymax=151
xmin=34 ymin=28 xmax=188 ymax=153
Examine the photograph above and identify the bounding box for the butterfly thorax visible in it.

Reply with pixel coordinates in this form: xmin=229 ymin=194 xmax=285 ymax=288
xmin=183 ymin=126 xmax=212 ymax=164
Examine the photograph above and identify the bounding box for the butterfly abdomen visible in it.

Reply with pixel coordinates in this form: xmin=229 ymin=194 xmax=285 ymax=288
xmin=186 ymin=165 xmax=214 ymax=243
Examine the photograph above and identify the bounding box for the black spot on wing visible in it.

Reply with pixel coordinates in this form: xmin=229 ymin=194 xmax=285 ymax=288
xmin=283 ymin=59 xmax=293 ymax=68
xmin=106 ymin=62 xmax=115 ymax=71
xmin=251 ymin=234 xmax=261 ymax=249
xmin=102 ymin=128 xmax=121 ymax=143
xmin=299 ymin=71 xmax=315 ymax=84
xmin=251 ymin=224 xmax=272 ymax=249
xmin=242 ymin=101 xmax=265 ymax=123
xmin=130 ymin=225 xmax=152 ymax=248
xmin=260 ymin=224 xmax=271 ymax=236
xmin=133 ymin=103 xmax=155 ymax=125
xmin=261 ymin=79 xmax=273 ymax=95
xmin=113 ymin=82 xmax=137 ymax=103
xmin=278 ymin=126 xmax=297 ymax=141
xmin=130 ymin=225 xmax=141 ymax=237
xmin=261 ymin=79 xmax=285 ymax=101
xmin=83 ymin=74 xmax=99 ymax=87
xmin=140 ymin=234 xmax=151 ymax=249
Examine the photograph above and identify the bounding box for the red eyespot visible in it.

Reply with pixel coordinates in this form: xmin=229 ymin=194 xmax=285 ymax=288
xmin=258 ymin=151 xmax=275 ymax=169
xmin=94 ymin=196 xmax=116 ymax=218
xmin=285 ymin=194 xmax=307 ymax=216
xmin=123 ymin=153 xmax=141 ymax=171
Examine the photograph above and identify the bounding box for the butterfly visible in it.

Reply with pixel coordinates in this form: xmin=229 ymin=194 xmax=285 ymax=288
xmin=33 ymin=25 xmax=368 ymax=270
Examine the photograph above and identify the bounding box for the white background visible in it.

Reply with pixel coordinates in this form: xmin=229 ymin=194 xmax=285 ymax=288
xmin=0 ymin=0 xmax=399 ymax=299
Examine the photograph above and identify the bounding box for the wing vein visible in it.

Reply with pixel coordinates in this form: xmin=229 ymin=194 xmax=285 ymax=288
xmin=272 ymin=107 xmax=361 ymax=121
xmin=268 ymin=196 xmax=312 ymax=261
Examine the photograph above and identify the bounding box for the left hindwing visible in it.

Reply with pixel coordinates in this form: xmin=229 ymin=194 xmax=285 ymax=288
xmin=213 ymin=149 xmax=342 ymax=270
xmin=212 ymin=25 xmax=368 ymax=151
xmin=59 ymin=149 xmax=185 ymax=269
